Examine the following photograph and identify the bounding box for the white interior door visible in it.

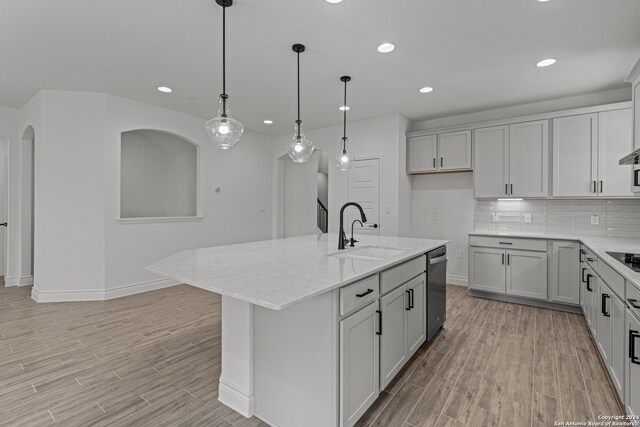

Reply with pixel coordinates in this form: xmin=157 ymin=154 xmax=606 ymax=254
xmin=347 ymin=158 xmax=380 ymax=236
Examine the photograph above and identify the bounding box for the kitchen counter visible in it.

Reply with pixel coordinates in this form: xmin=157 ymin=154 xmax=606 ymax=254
xmin=469 ymin=230 xmax=640 ymax=289
xmin=147 ymin=233 xmax=448 ymax=310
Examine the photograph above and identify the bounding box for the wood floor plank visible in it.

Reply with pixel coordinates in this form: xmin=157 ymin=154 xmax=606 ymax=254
xmin=370 ymin=382 xmax=424 ymax=427
xmin=406 ymin=375 xmax=455 ymax=427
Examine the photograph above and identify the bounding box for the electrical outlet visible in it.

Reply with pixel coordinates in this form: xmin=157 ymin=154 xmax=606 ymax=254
xmin=432 ymin=211 xmax=437 ymax=221
xmin=491 ymin=212 xmax=498 ymax=222
xmin=259 ymin=205 xmax=266 ymax=213
xmin=457 ymin=250 xmax=463 ymax=259
xmin=591 ymin=215 xmax=599 ymax=225
xmin=385 ymin=206 xmax=391 ymax=215
xmin=524 ymin=213 xmax=532 ymax=224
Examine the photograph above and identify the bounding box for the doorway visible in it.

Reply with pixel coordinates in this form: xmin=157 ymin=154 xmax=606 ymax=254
xmin=21 ymin=126 xmax=35 ymax=284
xmin=0 ymin=136 xmax=7 ymax=279
xmin=347 ymin=157 xmax=380 ymax=236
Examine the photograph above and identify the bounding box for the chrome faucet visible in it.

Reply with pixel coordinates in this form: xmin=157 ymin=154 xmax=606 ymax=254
xmin=339 ymin=202 xmax=367 ymax=249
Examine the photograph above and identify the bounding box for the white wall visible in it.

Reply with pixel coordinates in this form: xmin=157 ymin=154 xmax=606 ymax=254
xmin=104 ymin=94 xmax=273 ymax=296
xmin=273 ymin=114 xmax=409 ymax=238
xmin=411 ymin=173 xmax=474 ymax=284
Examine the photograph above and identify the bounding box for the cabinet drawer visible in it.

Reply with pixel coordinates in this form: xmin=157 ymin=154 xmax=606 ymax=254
xmin=469 ymin=236 xmax=547 ymax=252
xmin=598 ymin=260 xmax=625 ymax=299
xmin=380 ymin=256 xmax=425 ymax=295
xmin=627 ymin=281 xmax=640 ymax=319
xmin=340 ymin=275 xmax=380 ymax=316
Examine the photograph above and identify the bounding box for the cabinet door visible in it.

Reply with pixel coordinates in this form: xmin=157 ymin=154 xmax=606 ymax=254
xmin=626 ymin=310 xmax=640 ymax=418
xmin=340 ymin=301 xmax=379 ymax=427
xmin=597 ymin=109 xmax=633 ymax=197
xmin=510 ymin=120 xmax=549 ymax=197
xmin=406 ymin=274 xmax=426 ymax=356
xmin=506 ymin=250 xmax=548 ymax=300
xmin=407 ymin=135 xmax=437 ymax=173
xmin=597 ymin=282 xmax=612 ymax=366
xmin=609 ymin=294 xmax=625 ymax=401
xmin=439 ymin=130 xmax=472 ymax=171
xmin=550 ymin=241 xmax=580 ymax=305
xmin=379 ymin=285 xmax=407 ymax=390
xmin=469 ymin=247 xmax=506 ymax=293
xmin=474 ymin=126 xmax=509 ymax=198
xmin=634 ymin=81 xmax=640 ymax=150
xmin=552 ymin=114 xmax=598 ymax=197
xmin=587 ymin=273 xmax=599 ymax=338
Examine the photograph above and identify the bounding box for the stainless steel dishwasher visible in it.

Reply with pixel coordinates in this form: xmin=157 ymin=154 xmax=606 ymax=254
xmin=426 ymin=246 xmax=447 ymax=341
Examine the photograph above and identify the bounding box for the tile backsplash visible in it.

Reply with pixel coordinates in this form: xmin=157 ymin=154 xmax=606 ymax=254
xmin=475 ymin=199 xmax=640 ymax=238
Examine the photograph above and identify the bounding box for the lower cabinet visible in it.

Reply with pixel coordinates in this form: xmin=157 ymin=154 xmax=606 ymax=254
xmin=380 ymin=274 xmax=426 ymax=389
xmin=626 ymin=309 xmax=640 ymax=418
xmin=339 ymin=301 xmax=379 ymax=427
xmin=469 ymin=245 xmax=547 ymax=300
xmin=550 ymin=241 xmax=580 ymax=305
xmin=506 ymin=250 xmax=548 ymax=300
xmin=609 ymin=293 xmax=626 ymax=399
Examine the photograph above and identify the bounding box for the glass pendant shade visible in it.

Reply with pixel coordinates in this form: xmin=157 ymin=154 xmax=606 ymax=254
xmin=287 ymin=121 xmax=314 ymax=163
xmin=205 ymin=96 xmax=244 ymax=150
xmin=335 ymin=141 xmax=355 ymax=171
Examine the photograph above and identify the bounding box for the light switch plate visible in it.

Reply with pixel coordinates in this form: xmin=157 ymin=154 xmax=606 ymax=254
xmin=491 ymin=212 xmax=498 ymax=222
xmin=591 ymin=215 xmax=599 ymax=225
xmin=524 ymin=213 xmax=532 ymax=224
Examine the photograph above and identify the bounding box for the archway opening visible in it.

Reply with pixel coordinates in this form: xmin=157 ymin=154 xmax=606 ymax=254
xmin=21 ymin=126 xmax=35 ymax=284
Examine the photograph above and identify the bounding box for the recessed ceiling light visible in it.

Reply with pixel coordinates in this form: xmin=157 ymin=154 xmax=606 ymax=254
xmin=377 ymin=42 xmax=395 ymax=53
xmin=325 ymin=0 xmax=343 ymax=3
xmin=157 ymin=86 xmax=172 ymax=93
xmin=538 ymin=0 xmax=551 ymax=2
xmin=536 ymin=58 xmax=557 ymax=67
xmin=263 ymin=120 xmax=273 ymax=124
xmin=339 ymin=105 xmax=350 ymax=111
xmin=419 ymin=87 xmax=434 ymax=93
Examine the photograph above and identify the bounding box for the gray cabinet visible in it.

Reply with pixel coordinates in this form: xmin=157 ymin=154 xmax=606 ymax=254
xmin=406 ymin=274 xmax=427 ymax=355
xmin=469 ymin=246 xmax=506 ymax=293
xmin=610 ymin=293 xmax=625 ymax=400
xmin=550 ymin=241 xmax=580 ymax=305
xmin=626 ymin=309 xmax=640 ymax=418
xmin=379 ymin=284 xmax=407 ymax=389
xmin=505 ymin=249 xmax=548 ymax=300
xmin=407 ymin=131 xmax=471 ymax=174
xmin=407 ymin=135 xmax=437 ymax=173
xmin=339 ymin=301 xmax=379 ymax=427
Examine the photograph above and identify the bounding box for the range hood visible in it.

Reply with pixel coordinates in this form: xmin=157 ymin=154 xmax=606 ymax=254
xmin=620 ymin=147 xmax=640 ymax=165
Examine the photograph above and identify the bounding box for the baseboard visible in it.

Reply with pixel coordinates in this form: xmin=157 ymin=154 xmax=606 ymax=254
xmin=446 ymin=275 xmax=468 ymax=287
xmin=5 ymin=276 xmax=33 ymax=287
xmin=31 ymin=278 xmax=179 ymax=303
xmin=468 ymin=289 xmax=583 ymax=313
xmin=218 ymin=379 xmax=255 ymax=418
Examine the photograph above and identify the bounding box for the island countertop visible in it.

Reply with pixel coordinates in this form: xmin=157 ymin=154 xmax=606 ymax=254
xmin=147 ymin=233 xmax=448 ymax=310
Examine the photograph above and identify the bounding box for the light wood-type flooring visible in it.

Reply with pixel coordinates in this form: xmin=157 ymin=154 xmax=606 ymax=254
xmin=0 ymin=281 xmax=623 ymax=426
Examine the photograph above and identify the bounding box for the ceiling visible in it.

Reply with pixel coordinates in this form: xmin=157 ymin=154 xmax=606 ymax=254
xmin=1 ymin=0 xmax=640 ymax=136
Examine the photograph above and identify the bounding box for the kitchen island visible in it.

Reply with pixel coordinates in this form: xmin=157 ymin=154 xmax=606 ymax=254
xmin=147 ymin=233 xmax=448 ymax=427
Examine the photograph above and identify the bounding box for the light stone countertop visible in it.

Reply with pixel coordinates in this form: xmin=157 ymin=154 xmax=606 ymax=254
xmin=469 ymin=230 xmax=640 ymax=290
xmin=147 ymin=233 xmax=448 ymax=310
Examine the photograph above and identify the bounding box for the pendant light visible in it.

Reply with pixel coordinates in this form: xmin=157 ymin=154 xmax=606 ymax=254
xmin=335 ymin=76 xmax=355 ymax=171
xmin=205 ymin=0 xmax=244 ymax=150
xmin=287 ymin=44 xmax=314 ymax=163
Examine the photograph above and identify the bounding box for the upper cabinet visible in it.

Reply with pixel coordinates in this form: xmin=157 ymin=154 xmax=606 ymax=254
xmin=552 ymin=109 xmax=632 ymax=198
xmin=406 ymin=130 xmax=471 ymax=174
xmin=627 ymin=56 xmax=640 ymax=150
xmin=474 ymin=120 xmax=548 ymax=198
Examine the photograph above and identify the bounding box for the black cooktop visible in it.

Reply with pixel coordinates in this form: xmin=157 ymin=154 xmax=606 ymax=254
xmin=606 ymin=251 xmax=640 ymax=273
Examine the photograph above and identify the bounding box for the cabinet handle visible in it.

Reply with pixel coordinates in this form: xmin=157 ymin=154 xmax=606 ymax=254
xmin=507 ymin=254 xmax=510 ymax=266
xmin=356 ymin=289 xmax=374 ymax=298
xmin=405 ymin=290 xmax=411 ymax=310
xmin=505 ymin=184 xmax=508 ymax=195
xmin=409 ymin=288 xmax=414 ymax=309
xmin=635 ymin=170 xmax=640 ymax=187
xmin=502 ymin=253 xmax=504 ymax=265
xmin=599 ymin=181 xmax=603 ymax=193
xmin=498 ymin=242 xmax=513 ymax=245
xmin=440 ymin=157 xmax=443 ymax=167
xmin=593 ymin=181 xmax=597 ymax=193
xmin=601 ymin=293 xmax=610 ymax=317
xmin=433 ymin=158 xmax=436 ymax=168
xmin=376 ymin=310 xmax=382 ymax=335
xmin=630 ymin=330 xmax=640 ymax=365
xmin=586 ymin=274 xmax=593 ymax=292
xmin=586 ymin=257 xmax=594 ymax=262
xmin=581 ymin=267 xmax=587 ymax=283
xmin=510 ymin=184 xmax=513 ymax=195
xmin=628 ymin=298 xmax=640 ymax=309
xmin=580 ymin=249 xmax=586 ymax=263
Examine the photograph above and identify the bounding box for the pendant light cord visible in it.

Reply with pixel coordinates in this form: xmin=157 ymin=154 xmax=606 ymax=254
xmin=221 ymin=4 xmax=227 ymax=117
xmin=296 ymin=50 xmax=301 ymax=138
xmin=342 ymin=79 xmax=347 ymax=150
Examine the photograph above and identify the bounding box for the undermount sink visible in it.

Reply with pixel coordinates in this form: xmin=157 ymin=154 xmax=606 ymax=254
xmin=326 ymin=245 xmax=407 ymax=261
